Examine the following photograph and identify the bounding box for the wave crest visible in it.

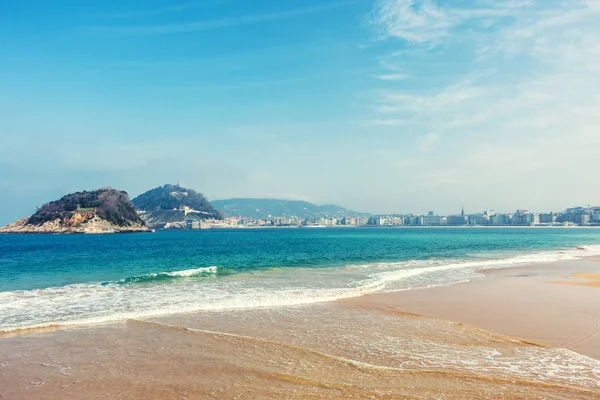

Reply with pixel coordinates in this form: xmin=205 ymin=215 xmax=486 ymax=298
xmin=109 ymin=266 xmax=218 ymax=285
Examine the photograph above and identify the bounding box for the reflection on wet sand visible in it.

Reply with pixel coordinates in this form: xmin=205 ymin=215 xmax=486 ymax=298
xmin=1 ymin=300 xmax=599 ymax=399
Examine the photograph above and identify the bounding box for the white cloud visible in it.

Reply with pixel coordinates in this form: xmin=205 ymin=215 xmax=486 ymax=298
xmin=367 ymin=0 xmax=600 ymax=211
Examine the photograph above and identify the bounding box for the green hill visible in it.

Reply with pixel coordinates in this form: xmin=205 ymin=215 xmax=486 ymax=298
xmin=132 ymin=184 xmax=223 ymax=228
xmin=212 ymin=198 xmax=369 ymax=219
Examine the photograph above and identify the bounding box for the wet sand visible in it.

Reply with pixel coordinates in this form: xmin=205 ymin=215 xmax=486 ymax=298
xmin=349 ymin=258 xmax=600 ymax=360
xmin=1 ymin=259 xmax=600 ymax=399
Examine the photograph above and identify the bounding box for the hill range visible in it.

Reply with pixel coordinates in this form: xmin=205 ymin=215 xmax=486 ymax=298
xmin=212 ymin=198 xmax=369 ymax=220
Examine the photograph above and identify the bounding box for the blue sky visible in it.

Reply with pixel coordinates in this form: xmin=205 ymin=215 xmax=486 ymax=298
xmin=1 ymin=0 xmax=599 ymax=224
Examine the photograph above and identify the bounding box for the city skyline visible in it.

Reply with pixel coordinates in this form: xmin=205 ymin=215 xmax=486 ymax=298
xmin=191 ymin=204 xmax=600 ymax=229
xmin=1 ymin=1 xmax=599 ymax=225
xmin=158 ymin=204 xmax=600 ymax=229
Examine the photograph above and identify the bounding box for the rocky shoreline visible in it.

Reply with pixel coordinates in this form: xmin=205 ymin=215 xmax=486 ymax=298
xmin=0 ymin=217 xmax=151 ymax=234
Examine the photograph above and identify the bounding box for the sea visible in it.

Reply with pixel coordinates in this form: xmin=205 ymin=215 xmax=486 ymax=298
xmin=2 ymin=227 xmax=600 ymax=332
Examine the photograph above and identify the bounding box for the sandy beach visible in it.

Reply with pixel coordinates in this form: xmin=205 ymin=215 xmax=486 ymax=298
xmin=1 ymin=258 xmax=600 ymax=399
xmin=350 ymin=257 xmax=600 ymax=360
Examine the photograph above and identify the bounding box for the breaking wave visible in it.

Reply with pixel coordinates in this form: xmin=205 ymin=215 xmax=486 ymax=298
xmin=1 ymin=244 xmax=600 ymax=332
xmin=107 ymin=266 xmax=219 ymax=285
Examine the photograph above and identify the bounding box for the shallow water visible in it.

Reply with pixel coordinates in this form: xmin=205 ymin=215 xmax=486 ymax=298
xmin=1 ymin=227 xmax=600 ymax=331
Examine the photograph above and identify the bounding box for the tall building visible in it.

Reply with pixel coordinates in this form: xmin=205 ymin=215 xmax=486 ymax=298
xmin=558 ymin=207 xmax=592 ymax=225
xmin=447 ymin=215 xmax=468 ymax=226
xmin=591 ymin=207 xmax=600 ymax=223
xmin=469 ymin=214 xmax=490 ymax=225
xmin=423 ymin=215 xmax=447 ymax=226
xmin=490 ymin=214 xmax=509 ymax=226
xmin=558 ymin=213 xmax=590 ymax=225
xmin=539 ymin=213 xmax=557 ymax=224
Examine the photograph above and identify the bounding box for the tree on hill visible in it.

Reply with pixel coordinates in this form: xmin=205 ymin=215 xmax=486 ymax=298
xmin=27 ymin=188 xmax=144 ymax=227
xmin=132 ymin=184 xmax=223 ymax=220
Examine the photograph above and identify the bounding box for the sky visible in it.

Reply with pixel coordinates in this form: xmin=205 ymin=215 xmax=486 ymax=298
xmin=1 ymin=0 xmax=599 ymax=224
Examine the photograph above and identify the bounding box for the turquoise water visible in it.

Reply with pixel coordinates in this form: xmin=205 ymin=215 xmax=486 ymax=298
xmin=1 ymin=227 xmax=600 ymax=331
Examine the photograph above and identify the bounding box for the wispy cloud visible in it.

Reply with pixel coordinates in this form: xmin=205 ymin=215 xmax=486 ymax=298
xmin=369 ymin=0 xmax=454 ymax=43
xmin=366 ymin=0 xmax=600 ymax=209
xmin=89 ymin=1 xmax=361 ymax=35
xmin=374 ymin=73 xmax=408 ymax=80
xmin=368 ymin=0 xmax=532 ymax=44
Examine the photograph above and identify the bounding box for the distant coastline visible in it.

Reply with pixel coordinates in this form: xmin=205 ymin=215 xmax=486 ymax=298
xmin=179 ymin=224 xmax=600 ymax=230
xmin=1 ymin=182 xmax=598 ymax=233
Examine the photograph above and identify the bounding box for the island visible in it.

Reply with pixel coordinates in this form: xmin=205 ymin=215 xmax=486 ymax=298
xmin=0 ymin=187 xmax=150 ymax=234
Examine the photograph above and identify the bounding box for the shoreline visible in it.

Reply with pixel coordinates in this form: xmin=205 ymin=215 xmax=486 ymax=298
xmin=2 ymin=246 xmax=600 ymax=334
xmin=1 ymin=256 xmax=598 ymax=341
xmin=341 ymin=256 xmax=600 ymax=360
xmin=1 ymin=257 xmax=600 ymax=398
xmin=106 ymin=225 xmax=600 ymax=232
xmin=2 ymin=225 xmax=600 ymax=235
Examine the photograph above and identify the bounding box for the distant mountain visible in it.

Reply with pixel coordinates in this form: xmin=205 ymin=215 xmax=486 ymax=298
xmin=132 ymin=184 xmax=223 ymax=229
xmin=0 ymin=187 xmax=149 ymax=234
xmin=212 ymin=198 xmax=370 ymax=219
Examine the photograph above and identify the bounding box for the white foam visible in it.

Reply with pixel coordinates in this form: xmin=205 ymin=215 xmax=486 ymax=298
xmin=1 ymin=244 xmax=600 ymax=332
xmin=350 ymin=244 xmax=600 ymax=272
xmin=163 ymin=266 xmax=218 ymax=277
xmin=120 ymin=266 xmax=219 ymax=281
